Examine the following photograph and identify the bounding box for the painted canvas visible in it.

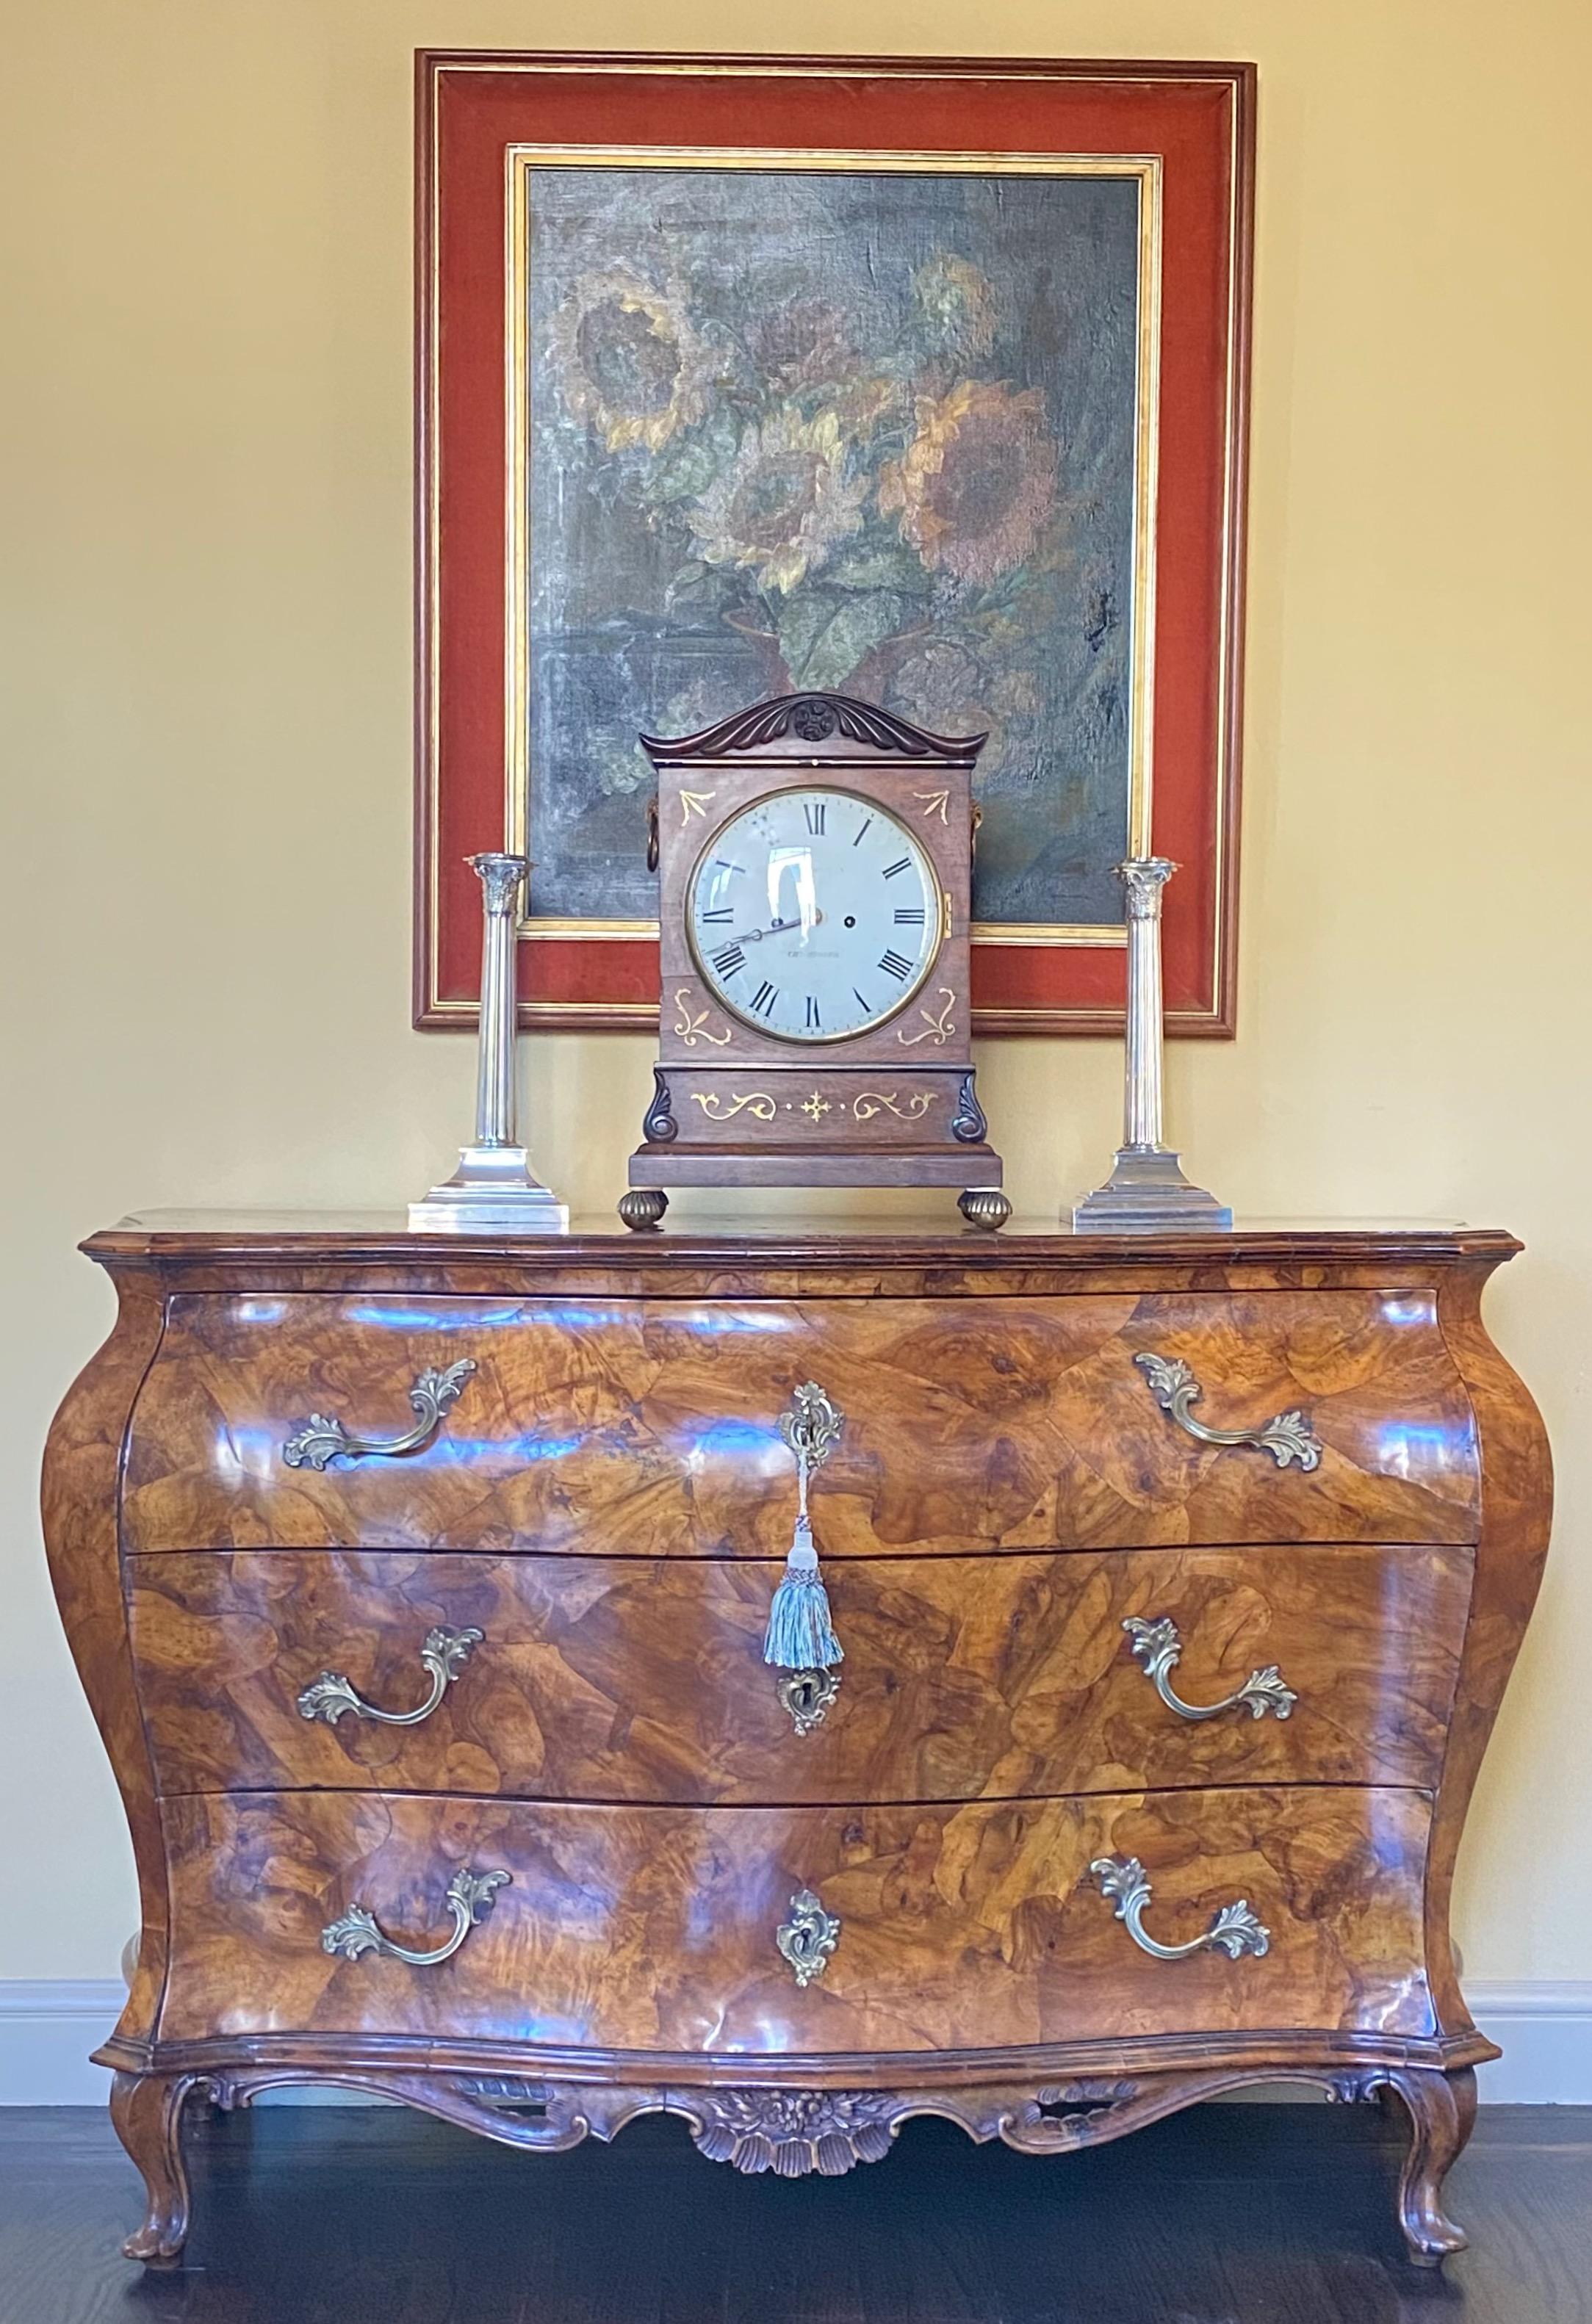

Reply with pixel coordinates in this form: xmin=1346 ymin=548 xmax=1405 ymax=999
xmin=522 ymin=165 xmax=1142 ymax=931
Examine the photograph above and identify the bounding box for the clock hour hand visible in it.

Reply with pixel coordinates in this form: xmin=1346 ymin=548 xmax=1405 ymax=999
xmin=742 ymin=913 xmax=823 ymax=942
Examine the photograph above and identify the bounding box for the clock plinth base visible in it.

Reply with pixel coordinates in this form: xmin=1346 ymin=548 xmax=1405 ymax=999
xmin=627 ymin=1061 xmax=1001 ymax=1219
xmin=1071 ymin=1147 xmax=1232 ymax=1233
xmin=628 ymin=1145 xmax=1003 ymax=1191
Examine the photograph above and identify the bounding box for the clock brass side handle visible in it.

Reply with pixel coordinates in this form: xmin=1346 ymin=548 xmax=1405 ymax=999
xmin=1122 ymin=1617 xmax=1297 ymax=1723
xmin=296 ymin=1625 xmax=484 ymax=1728
xmin=1133 ymin=1352 xmax=1323 ymax=1471
xmin=1089 ymin=1857 xmax=1270 ymax=1963
xmin=282 ymin=1358 xmax=476 ymax=1470
xmin=320 ymin=1866 xmax=509 ymax=1967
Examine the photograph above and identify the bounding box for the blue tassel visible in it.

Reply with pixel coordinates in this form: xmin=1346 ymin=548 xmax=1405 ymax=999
xmin=763 ymin=1517 xmax=843 ymax=1672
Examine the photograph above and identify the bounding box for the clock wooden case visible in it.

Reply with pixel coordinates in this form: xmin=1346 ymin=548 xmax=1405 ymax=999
xmin=625 ymin=693 xmax=1005 ymax=1225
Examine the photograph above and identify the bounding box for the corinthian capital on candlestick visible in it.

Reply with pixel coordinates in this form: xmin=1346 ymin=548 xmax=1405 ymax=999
xmin=1071 ymin=857 xmax=1231 ymax=1233
xmin=410 ymin=853 xmax=568 ymax=1235
xmin=472 ymin=851 xmax=528 ymax=918
xmin=1120 ymin=856 xmax=1177 ymax=920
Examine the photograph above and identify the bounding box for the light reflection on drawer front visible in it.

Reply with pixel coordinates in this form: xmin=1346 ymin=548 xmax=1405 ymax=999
xmin=126 ymin=1542 xmax=1472 ymax=1802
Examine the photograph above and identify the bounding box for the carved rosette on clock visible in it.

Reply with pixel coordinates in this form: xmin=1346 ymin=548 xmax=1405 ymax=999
xmin=622 ymin=693 xmax=1006 ymax=1228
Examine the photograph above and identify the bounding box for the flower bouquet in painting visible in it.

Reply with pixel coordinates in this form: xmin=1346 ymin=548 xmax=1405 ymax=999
xmin=525 ymin=168 xmax=1141 ymax=933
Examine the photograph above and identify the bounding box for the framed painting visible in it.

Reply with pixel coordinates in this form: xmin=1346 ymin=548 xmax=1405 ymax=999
xmin=415 ymin=52 xmax=1253 ymax=1033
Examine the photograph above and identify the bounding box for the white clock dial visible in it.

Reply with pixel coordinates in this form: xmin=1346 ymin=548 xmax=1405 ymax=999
xmin=687 ymin=787 xmax=944 ymax=1042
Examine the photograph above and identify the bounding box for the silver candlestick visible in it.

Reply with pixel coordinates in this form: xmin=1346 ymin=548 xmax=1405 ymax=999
xmin=409 ymin=853 xmax=568 ymax=1234
xmin=1072 ymin=858 xmax=1231 ymax=1232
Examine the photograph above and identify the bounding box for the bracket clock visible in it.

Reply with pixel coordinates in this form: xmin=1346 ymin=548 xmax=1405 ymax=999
xmin=621 ymin=693 xmax=1006 ymax=1229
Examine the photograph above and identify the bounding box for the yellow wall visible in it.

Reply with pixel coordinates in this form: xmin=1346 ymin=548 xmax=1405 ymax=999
xmin=3 ymin=0 xmax=1589 ymax=1986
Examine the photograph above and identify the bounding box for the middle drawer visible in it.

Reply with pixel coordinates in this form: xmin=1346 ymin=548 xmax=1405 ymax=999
xmin=127 ymin=1543 xmax=1469 ymax=1803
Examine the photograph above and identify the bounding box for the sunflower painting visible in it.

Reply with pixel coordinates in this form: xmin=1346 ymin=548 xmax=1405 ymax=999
xmin=522 ymin=165 xmax=1142 ymax=929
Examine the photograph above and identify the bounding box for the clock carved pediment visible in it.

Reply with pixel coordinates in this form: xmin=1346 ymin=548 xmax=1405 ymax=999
xmin=641 ymin=691 xmax=985 ymax=768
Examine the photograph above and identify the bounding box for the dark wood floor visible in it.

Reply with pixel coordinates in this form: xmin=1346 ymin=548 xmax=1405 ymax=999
xmin=3 ymin=2101 xmax=1590 ymax=2324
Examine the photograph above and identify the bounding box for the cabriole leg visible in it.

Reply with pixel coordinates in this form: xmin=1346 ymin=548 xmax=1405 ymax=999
xmin=1375 ymin=2065 xmax=1477 ymax=2266
xmin=109 ymin=2070 xmax=201 ymax=2265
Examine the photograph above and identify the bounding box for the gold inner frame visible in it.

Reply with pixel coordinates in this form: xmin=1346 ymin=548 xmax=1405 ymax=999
xmin=501 ymin=142 xmax=1163 ymax=951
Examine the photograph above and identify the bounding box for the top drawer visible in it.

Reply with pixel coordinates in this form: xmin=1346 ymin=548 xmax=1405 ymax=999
xmin=123 ymin=1289 xmax=1480 ymax=1554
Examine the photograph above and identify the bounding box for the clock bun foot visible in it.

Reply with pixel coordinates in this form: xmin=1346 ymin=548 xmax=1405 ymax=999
xmin=959 ymin=1188 xmax=1012 ymax=1232
xmin=618 ymin=1188 xmax=669 ymax=1232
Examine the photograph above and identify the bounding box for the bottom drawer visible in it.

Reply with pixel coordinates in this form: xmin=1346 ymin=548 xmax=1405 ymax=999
xmin=159 ymin=1787 xmax=1436 ymax=2054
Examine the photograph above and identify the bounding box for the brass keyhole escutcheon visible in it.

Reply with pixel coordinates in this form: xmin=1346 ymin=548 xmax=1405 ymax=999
xmin=777 ymin=1667 xmax=841 ymax=1736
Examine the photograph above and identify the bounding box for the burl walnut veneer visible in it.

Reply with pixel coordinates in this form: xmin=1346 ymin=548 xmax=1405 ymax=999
xmin=43 ymin=1215 xmax=1550 ymax=2267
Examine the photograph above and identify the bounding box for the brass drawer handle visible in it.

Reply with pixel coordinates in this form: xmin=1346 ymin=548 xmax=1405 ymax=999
xmin=1089 ymin=1855 xmax=1270 ymax=1962
xmin=1134 ymin=1352 xmax=1322 ymax=1470
xmin=320 ymin=1865 xmax=509 ymax=1967
xmin=776 ymin=1888 xmax=840 ymax=1988
xmin=1123 ymin=1617 xmax=1297 ymax=1723
xmin=282 ymin=1358 xmax=476 ymax=1470
xmin=296 ymin=1625 xmax=483 ymax=1728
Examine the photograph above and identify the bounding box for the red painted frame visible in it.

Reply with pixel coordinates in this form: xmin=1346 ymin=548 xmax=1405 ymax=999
xmin=415 ymin=52 xmax=1254 ymax=1034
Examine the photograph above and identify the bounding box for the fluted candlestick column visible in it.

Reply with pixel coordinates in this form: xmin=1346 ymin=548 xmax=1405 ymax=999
xmin=1072 ymin=858 xmax=1231 ymax=1232
xmin=1120 ymin=856 xmax=1173 ymax=1149
xmin=472 ymin=853 xmax=522 ymax=1149
xmin=410 ymin=854 xmax=569 ymax=1234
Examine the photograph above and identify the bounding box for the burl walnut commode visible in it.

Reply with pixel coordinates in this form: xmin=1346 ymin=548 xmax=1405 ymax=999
xmin=43 ymin=1213 xmax=1551 ymax=2266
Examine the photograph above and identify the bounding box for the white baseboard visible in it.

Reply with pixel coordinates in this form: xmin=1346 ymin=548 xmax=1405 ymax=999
xmin=0 ymin=1982 xmax=125 ymax=2106
xmin=4 ymin=1979 xmax=1589 ymax=2107
xmin=1463 ymin=1982 xmax=1592 ymax=2104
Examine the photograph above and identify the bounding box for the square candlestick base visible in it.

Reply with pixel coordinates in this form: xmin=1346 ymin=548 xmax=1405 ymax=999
xmin=409 ymin=1145 xmax=569 ymax=1235
xmin=1072 ymin=1146 xmax=1233 ymax=1233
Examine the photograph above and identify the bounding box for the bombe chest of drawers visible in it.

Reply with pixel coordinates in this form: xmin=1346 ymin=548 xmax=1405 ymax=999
xmin=44 ymin=1213 xmax=1551 ymax=2266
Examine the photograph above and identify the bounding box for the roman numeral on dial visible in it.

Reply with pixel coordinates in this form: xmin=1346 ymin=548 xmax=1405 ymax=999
xmin=805 ymin=996 xmax=821 ymax=1030
xmin=751 ymin=980 xmax=779 ymax=1017
xmin=803 ymin=801 xmax=826 ymax=836
xmin=893 ymin=906 xmax=926 ymax=925
xmin=710 ymin=943 xmax=744 ymax=977
xmin=879 ymin=950 xmax=914 ymax=981
xmin=882 ymin=856 xmax=911 ymax=880
xmin=699 ymin=907 xmax=734 ymax=925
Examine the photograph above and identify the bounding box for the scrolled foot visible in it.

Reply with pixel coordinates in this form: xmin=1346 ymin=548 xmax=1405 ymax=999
xmin=618 ymin=1188 xmax=669 ymax=1231
xmin=1372 ymin=2065 xmax=1476 ymax=2265
xmin=959 ymin=1188 xmax=1012 ymax=1232
xmin=110 ymin=2071 xmax=201 ymax=2266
